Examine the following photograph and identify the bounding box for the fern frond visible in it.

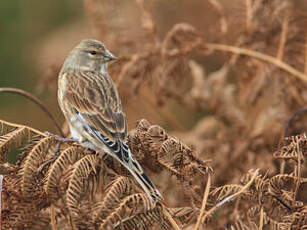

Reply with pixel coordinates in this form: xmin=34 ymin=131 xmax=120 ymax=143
xmin=8 ymin=207 xmax=51 ymax=230
xmin=112 ymin=205 xmax=170 ymax=230
xmin=246 ymin=205 xmax=283 ymax=229
xmin=252 ymin=175 xmax=268 ymax=194
xmin=45 ymin=146 xmax=87 ymax=202
xmin=268 ymin=174 xmax=298 ymax=196
xmin=168 ymin=207 xmax=197 ymax=226
xmin=274 ymin=133 xmax=307 ymax=162
xmin=158 ymin=136 xmax=212 ymax=181
xmin=27 ymin=213 xmax=51 ymax=230
xmin=93 ymin=176 xmax=134 ymax=224
xmin=0 ymin=126 xmax=32 ymax=162
xmin=66 ymin=154 xmax=100 ymax=217
xmin=5 ymin=201 xmax=44 ymax=229
xmin=99 ymin=193 xmax=157 ymax=230
xmin=145 ymin=124 xmax=169 ymax=157
xmin=262 ymin=210 xmax=283 ymax=230
xmin=210 ymin=184 xmax=248 ymax=201
xmin=20 ymin=136 xmax=55 ymax=198
xmin=0 ymin=119 xmax=17 ymax=136
xmin=281 ymin=206 xmax=307 ymax=230
xmin=136 ymin=119 xmax=151 ymax=132
xmin=225 ymin=218 xmax=258 ymax=230
xmin=16 ymin=134 xmax=43 ymax=166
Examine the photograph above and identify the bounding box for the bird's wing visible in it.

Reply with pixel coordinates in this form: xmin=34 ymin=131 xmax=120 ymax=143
xmin=64 ymin=71 xmax=127 ymax=142
xmin=62 ymin=71 xmax=163 ymax=201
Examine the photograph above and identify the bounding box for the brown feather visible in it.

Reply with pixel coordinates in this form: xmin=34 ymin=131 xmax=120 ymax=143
xmin=62 ymin=70 xmax=127 ymax=142
xmin=57 ymin=39 xmax=162 ymax=201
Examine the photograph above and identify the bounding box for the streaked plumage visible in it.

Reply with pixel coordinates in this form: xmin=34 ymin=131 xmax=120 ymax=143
xmin=58 ymin=39 xmax=162 ymax=201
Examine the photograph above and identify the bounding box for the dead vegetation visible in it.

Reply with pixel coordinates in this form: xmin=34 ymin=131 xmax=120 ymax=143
xmin=0 ymin=118 xmax=210 ymax=229
xmin=1 ymin=0 xmax=307 ymax=229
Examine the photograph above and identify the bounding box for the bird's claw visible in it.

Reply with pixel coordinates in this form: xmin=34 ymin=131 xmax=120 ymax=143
xmin=44 ymin=131 xmax=77 ymax=143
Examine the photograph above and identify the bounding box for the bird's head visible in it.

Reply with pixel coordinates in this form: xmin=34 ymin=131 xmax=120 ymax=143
xmin=62 ymin=39 xmax=116 ymax=74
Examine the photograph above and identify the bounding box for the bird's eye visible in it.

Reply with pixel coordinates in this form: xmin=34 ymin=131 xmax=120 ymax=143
xmin=89 ymin=51 xmax=97 ymax=55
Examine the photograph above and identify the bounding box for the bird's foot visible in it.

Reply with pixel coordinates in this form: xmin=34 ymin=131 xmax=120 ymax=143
xmin=44 ymin=131 xmax=77 ymax=143
xmin=38 ymin=132 xmax=78 ymax=172
xmin=37 ymin=142 xmax=62 ymax=172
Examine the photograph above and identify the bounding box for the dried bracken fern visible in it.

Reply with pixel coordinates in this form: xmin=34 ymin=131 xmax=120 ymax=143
xmin=20 ymin=136 xmax=55 ymax=198
xmin=93 ymin=176 xmax=134 ymax=224
xmin=1 ymin=119 xmax=211 ymax=229
xmin=45 ymin=146 xmax=88 ymax=202
xmin=66 ymin=154 xmax=100 ymax=217
xmin=2 ymin=116 xmax=306 ymax=229
xmin=274 ymin=133 xmax=307 ymax=161
xmin=3 ymin=0 xmax=307 ymax=229
xmin=0 ymin=125 xmax=32 ymax=163
xmin=99 ymin=193 xmax=158 ymax=230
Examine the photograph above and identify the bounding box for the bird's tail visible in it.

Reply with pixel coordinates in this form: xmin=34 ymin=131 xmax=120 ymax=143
xmin=124 ymin=150 xmax=163 ymax=202
xmin=97 ymin=136 xmax=163 ymax=201
xmin=127 ymin=164 xmax=163 ymax=202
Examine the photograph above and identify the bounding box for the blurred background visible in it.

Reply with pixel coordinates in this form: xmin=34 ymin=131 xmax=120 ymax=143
xmin=0 ymin=0 xmax=214 ymax=137
xmin=1 ymin=0 xmax=307 ymax=172
xmin=2 ymin=0 xmax=307 ymax=228
xmin=1 ymin=0 xmax=224 ymax=162
xmin=0 ymin=0 xmax=84 ymax=135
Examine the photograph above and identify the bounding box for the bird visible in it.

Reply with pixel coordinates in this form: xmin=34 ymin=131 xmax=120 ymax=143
xmin=57 ymin=39 xmax=162 ymax=201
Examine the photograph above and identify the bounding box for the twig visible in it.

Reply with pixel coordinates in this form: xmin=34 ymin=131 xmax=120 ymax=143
xmin=163 ymin=207 xmax=182 ymax=230
xmin=304 ymin=36 xmax=307 ymax=74
xmin=294 ymin=136 xmax=302 ymax=201
xmin=0 ymin=175 xmax=3 ymax=230
xmin=50 ymin=205 xmax=57 ymax=230
xmin=265 ymin=193 xmax=291 ymax=212
xmin=245 ymin=0 xmax=253 ymax=33
xmin=208 ymin=0 xmax=227 ymax=34
xmin=277 ymin=12 xmax=289 ymax=60
xmin=259 ymin=206 xmax=264 ymax=230
xmin=202 ymin=169 xmax=259 ymax=223
xmin=0 ymin=87 xmax=64 ymax=137
xmin=135 ymin=0 xmax=158 ymax=43
xmin=204 ymin=43 xmax=307 ymax=82
xmin=194 ymin=174 xmax=211 ymax=230
xmin=0 ymin=118 xmax=46 ymax=137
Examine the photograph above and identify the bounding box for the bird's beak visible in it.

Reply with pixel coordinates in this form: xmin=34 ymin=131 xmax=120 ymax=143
xmin=105 ymin=50 xmax=116 ymax=61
